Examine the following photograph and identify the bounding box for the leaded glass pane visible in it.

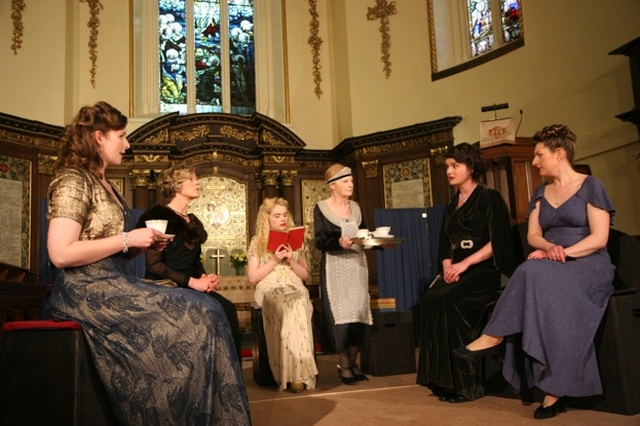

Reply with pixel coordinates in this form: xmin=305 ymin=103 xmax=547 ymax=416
xmin=194 ymin=0 xmax=223 ymax=113
xmin=501 ymin=0 xmax=522 ymax=43
xmin=228 ymin=0 xmax=255 ymax=115
xmin=467 ymin=0 xmax=493 ymax=57
xmin=159 ymin=0 xmax=188 ymax=113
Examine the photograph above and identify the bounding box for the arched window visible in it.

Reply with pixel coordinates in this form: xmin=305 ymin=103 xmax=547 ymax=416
xmin=133 ymin=1 xmax=285 ymax=120
xmin=159 ymin=0 xmax=255 ymax=115
xmin=428 ymin=0 xmax=524 ymax=80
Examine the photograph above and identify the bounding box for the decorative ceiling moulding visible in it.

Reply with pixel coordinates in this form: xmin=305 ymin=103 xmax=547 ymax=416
xmin=307 ymin=0 xmax=323 ymax=99
xmin=366 ymin=0 xmax=397 ymax=79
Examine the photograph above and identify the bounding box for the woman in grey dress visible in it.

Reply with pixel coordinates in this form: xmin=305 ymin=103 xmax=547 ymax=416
xmin=46 ymin=101 xmax=251 ymax=425
xmin=454 ymin=124 xmax=615 ymax=420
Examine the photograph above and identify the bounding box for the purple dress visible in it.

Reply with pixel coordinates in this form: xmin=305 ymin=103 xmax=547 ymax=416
xmin=484 ymin=175 xmax=616 ymax=397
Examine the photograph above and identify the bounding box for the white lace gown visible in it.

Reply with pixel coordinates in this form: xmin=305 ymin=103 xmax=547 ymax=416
xmin=249 ymin=238 xmax=318 ymax=391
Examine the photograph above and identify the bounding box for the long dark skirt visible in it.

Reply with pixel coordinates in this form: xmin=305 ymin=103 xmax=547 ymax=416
xmin=416 ymin=268 xmax=501 ymax=400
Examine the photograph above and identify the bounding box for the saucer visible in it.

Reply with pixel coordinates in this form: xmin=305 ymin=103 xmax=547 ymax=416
xmin=373 ymin=234 xmax=393 ymax=238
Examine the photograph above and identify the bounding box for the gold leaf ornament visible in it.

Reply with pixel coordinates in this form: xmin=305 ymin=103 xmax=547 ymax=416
xmin=80 ymin=0 xmax=104 ymax=88
xmin=11 ymin=0 xmax=26 ymax=54
xmin=366 ymin=0 xmax=397 ymax=79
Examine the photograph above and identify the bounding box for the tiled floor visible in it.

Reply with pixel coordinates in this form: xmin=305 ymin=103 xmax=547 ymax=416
xmin=243 ymin=352 xmax=640 ymax=426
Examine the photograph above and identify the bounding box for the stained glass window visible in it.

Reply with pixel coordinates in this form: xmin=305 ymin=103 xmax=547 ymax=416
xmin=466 ymin=0 xmax=522 ymax=58
xmin=159 ymin=0 xmax=255 ymax=115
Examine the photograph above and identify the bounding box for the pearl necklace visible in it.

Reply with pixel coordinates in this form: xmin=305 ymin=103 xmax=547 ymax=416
xmin=167 ymin=204 xmax=189 ymax=217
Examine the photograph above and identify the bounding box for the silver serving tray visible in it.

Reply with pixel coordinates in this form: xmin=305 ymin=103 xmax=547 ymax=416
xmin=351 ymin=237 xmax=406 ymax=248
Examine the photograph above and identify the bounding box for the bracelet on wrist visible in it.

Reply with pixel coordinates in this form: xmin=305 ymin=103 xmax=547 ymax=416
xmin=122 ymin=232 xmax=130 ymax=253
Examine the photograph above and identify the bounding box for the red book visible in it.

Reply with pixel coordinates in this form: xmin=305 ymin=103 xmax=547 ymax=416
xmin=267 ymin=226 xmax=305 ymax=251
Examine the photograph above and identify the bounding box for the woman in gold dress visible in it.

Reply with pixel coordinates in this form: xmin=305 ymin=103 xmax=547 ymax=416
xmin=247 ymin=197 xmax=318 ymax=393
xmin=46 ymin=101 xmax=251 ymax=425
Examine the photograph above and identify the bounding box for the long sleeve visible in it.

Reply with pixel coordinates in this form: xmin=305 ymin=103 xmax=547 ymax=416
xmin=314 ymin=204 xmax=342 ymax=252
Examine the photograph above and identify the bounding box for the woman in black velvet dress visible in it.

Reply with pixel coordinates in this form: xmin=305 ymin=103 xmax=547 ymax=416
xmin=416 ymin=143 xmax=516 ymax=402
xmin=137 ymin=165 xmax=242 ymax=359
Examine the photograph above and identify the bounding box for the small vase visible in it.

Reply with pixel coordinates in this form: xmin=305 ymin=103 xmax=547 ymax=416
xmin=233 ymin=264 xmax=246 ymax=276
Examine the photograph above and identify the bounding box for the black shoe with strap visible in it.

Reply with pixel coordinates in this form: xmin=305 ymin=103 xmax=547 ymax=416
xmin=337 ymin=365 xmax=357 ymax=385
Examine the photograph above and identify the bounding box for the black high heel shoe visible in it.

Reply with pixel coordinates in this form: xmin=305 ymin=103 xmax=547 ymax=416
xmin=533 ymin=397 xmax=566 ymax=420
xmin=337 ymin=365 xmax=357 ymax=385
xmin=452 ymin=342 xmax=504 ymax=362
xmin=350 ymin=365 xmax=369 ymax=381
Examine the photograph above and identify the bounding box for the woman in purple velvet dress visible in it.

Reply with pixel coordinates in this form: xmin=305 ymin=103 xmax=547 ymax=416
xmin=454 ymin=124 xmax=616 ymax=420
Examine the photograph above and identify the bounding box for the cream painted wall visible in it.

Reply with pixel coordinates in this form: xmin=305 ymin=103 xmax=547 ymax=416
xmin=0 ymin=0 xmax=68 ymax=123
xmin=0 ymin=0 xmax=638 ymax=233
xmin=0 ymin=0 xmax=130 ymax=124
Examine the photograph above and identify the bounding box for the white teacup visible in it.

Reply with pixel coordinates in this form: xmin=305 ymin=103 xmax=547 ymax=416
xmin=374 ymin=226 xmax=391 ymax=237
xmin=145 ymin=219 xmax=168 ymax=233
xmin=356 ymin=229 xmax=370 ymax=238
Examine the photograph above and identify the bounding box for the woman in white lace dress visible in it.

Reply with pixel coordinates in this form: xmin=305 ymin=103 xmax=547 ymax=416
xmin=247 ymin=198 xmax=318 ymax=393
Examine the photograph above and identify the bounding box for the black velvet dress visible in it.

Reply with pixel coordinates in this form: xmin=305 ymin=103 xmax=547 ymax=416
xmin=137 ymin=205 xmax=242 ymax=360
xmin=416 ymin=184 xmax=516 ymax=400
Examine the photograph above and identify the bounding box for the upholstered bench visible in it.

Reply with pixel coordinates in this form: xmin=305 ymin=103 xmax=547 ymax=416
xmin=0 ymin=320 xmax=118 ymax=425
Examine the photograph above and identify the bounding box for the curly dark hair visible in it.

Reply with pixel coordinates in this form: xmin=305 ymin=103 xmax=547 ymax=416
xmin=444 ymin=142 xmax=485 ymax=181
xmin=531 ymin=124 xmax=577 ymax=164
xmin=54 ymin=101 xmax=127 ymax=177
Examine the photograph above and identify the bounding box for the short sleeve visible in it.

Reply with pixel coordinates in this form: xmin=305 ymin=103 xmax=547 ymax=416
xmin=527 ymin=183 xmax=546 ymax=218
xmin=577 ymin=176 xmax=616 ymax=224
xmin=47 ymin=167 xmax=92 ymax=225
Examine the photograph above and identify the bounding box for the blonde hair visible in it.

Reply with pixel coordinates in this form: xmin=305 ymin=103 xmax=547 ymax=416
xmin=160 ymin=165 xmax=196 ymax=198
xmin=253 ymin=197 xmax=295 ymax=258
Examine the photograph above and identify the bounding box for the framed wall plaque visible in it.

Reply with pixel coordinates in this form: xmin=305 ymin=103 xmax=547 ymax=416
xmin=0 ymin=155 xmax=31 ymax=268
xmin=383 ymin=158 xmax=433 ymax=208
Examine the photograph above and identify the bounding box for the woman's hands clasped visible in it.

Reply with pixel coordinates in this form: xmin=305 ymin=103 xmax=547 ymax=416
xmin=189 ymin=273 xmax=221 ymax=293
xmin=528 ymin=244 xmax=568 ymax=263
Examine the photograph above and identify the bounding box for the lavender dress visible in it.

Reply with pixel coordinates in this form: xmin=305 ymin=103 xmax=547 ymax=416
xmin=484 ymin=175 xmax=615 ymax=397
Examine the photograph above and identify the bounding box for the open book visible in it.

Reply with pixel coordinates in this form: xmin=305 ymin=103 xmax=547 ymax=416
xmin=267 ymin=226 xmax=305 ymax=251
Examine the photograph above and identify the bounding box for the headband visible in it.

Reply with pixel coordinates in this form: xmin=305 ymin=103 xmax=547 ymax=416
xmin=327 ymin=167 xmax=352 ymax=184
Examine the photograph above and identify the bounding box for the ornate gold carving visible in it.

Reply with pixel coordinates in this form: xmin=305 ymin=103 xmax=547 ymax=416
xmin=260 ymin=169 xmax=280 ymax=187
xmin=220 ymin=125 xmax=258 ymax=142
xmin=366 ymin=0 xmax=397 ymax=79
xmin=0 ymin=129 xmax=59 ymax=149
xmin=212 ymin=150 xmax=219 ymax=160
xmin=280 ymin=170 xmax=298 ymax=187
xmin=141 ymin=128 xmax=169 ymax=145
xmin=262 ymin=130 xmax=286 ymax=146
xmin=429 ymin=146 xmax=448 ymax=157
xmin=358 ymin=136 xmax=430 ymax=157
xmin=11 ymin=0 xmax=25 ymax=54
xmin=80 ymin=0 xmax=104 ymax=88
xmin=307 ymin=0 xmax=323 ymax=99
xmin=269 ymin=155 xmax=294 ymax=164
xmin=38 ymin=154 xmax=57 ymax=175
xmin=361 ymin=160 xmax=379 ymax=178
xmin=134 ymin=154 xmax=169 ymax=164
xmin=170 ymin=125 xmax=209 ymax=143
xmin=129 ymin=169 xmax=159 ymax=188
